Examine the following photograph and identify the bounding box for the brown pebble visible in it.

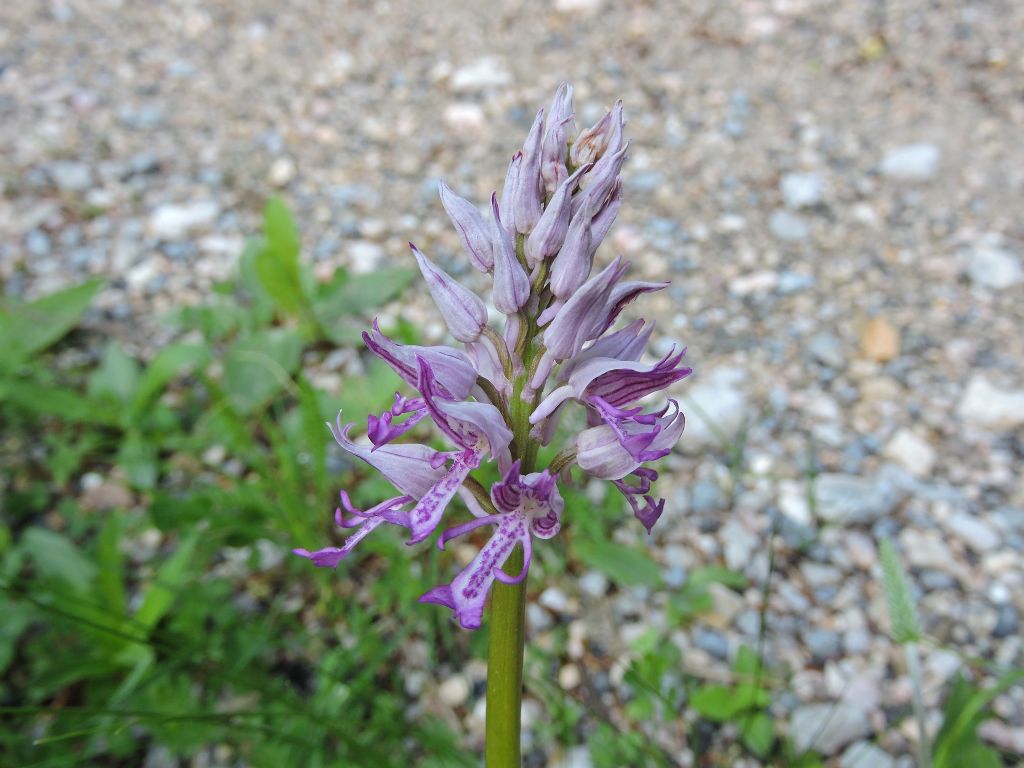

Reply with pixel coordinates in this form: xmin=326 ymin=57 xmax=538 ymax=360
xmin=860 ymin=317 xmax=900 ymax=361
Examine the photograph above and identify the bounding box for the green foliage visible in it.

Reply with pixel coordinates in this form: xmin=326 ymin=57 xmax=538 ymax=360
xmin=879 ymin=538 xmax=921 ymax=644
xmin=0 ymin=278 xmax=103 ymax=371
xmin=0 ymin=198 xmax=438 ymax=765
xmin=933 ymin=670 xmax=1024 ymax=768
xmin=668 ymin=565 xmax=747 ymax=623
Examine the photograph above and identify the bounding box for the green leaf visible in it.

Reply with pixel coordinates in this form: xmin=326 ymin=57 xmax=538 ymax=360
xmin=572 ymin=536 xmax=661 ymax=587
xmin=690 ymin=685 xmax=737 ymax=721
xmin=313 ymin=267 xmax=417 ymax=323
xmin=879 ymin=538 xmax=921 ymax=643
xmin=688 ymin=565 xmax=748 ymax=590
xmin=87 ymin=342 xmax=140 ymax=404
xmin=130 ymin=342 xmax=210 ymax=418
xmin=0 ymin=279 xmax=102 ymax=366
xmin=117 ymin=431 xmax=158 ymax=489
xmin=96 ymin=512 xmax=126 ymax=614
xmin=132 ymin=532 xmax=199 ymax=633
xmin=2 ymin=379 xmax=119 ymax=425
xmin=253 ymin=197 xmax=307 ymax=315
xmin=222 ymin=328 xmax=303 ymax=414
xmin=740 ymin=711 xmax=774 ymax=758
xmin=734 ymin=644 xmax=762 ymax=679
xmin=933 ymin=671 xmax=1024 ymax=768
xmin=0 ymin=599 xmax=35 ymax=675
xmin=19 ymin=527 xmax=97 ymax=590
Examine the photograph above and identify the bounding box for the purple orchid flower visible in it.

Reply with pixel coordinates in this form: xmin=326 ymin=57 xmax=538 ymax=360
xmin=295 ymin=84 xmax=692 ymax=630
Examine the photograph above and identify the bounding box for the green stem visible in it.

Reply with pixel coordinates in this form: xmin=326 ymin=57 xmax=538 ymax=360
xmin=485 ymin=545 xmax=526 ymax=768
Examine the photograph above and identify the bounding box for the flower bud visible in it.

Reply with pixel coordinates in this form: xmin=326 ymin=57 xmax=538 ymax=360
xmin=438 ymin=181 xmax=493 ymax=272
xmin=410 ymin=243 xmax=488 ymax=343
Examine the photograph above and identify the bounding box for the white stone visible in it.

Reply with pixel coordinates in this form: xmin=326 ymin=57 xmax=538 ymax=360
xmin=539 ymin=586 xmax=570 ymax=613
xmin=880 ymin=143 xmax=940 ymax=181
xmin=438 ymin=675 xmax=470 ymax=707
xmin=779 ymin=480 xmax=813 ymax=525
xmin=966 ymin=244 xmax=1022 ymax=289
xmin=814 ymin=473 xmax=905 ymax=524
xmin=706 ymin=582 xmax=744 ymax=628
xmin=578 ymin=570 xmax=608 ymax=598
xmin=729 ymin=269 xmax=779 ymax=296
xmin=900 ymin=529 xmax=955 ymax=573
xmin=721 ymin=519 xmax=758 ymax=571
xmin=348 ymin=240 xmax=384 ymax=273
xmin=551 ymin=747 xmax=594 ymax=768
xmin=268 ymin=156 xmax=296 ymax=187
xmin=839 ymin=741 xmax=895 ymax=768
xmin=443 ymin=102 xmax=486 ymax=132
xmin=945 ymin=513 xmax=1000 ymax=552
xmin=450 ymin=57 xmax=511 ymax=91
xmin=790 ymin=703 xmax=871 ymax=755
xmin=957 ymin=375 xmax=1024 ymax=430
xmin=148 ymin=201 xmax=219 ymax=240
xmin=554 ymin=0 xmax=602 ymax=12
xmin=769 ymin=208 xmax=809 ymax=241
xmin=679 ymin=367 xmax=748 ymax=450
xmin=883 ymin=429 xmax=936 ymax=477
xmin=780 ymin=172 xmax=824 ymax=209
xmin=558 ymin=663 xmax=581 ymax=690
xmin=49 ymin=161 xmax=94 ymax=192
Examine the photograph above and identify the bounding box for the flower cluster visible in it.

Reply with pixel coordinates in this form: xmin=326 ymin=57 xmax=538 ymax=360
xmin=295 ymin=84 xmax=692 ymax=629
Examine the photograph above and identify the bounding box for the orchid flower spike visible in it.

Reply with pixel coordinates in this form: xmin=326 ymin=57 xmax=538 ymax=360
xmin=295 ymin=85 xmax=692 ymax=630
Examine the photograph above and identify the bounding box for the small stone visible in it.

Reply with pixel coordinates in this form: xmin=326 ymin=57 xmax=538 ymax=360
xmin=558 ymin=663 xmax=582 ymax=690
xmin=808 ymin=332 xmax=845 ymax=368
xmin=49 ymin=161 xmax=94 ymax=192
xmin=554 ymin=0 xmax=602 ymax=12
xmin=860 ymin=317 xmax=900 ymax=362
xmin=839 ymin=741 xmax=895 ymax=768
xmin=443 ymin=102 xmax=486 ymax=132
xmin=777 ymin=270 xmax=816 ymax=294
xmin=769 ymin=209 xmax=809 ymax=241
xmin=705 ymin=582 xmax=744 ymax=629
xmin=900 ymin=529 xmax=955 ymax=573
xmin=578 ymin=570 xmax=608 ymax=598
xmin=956 ymin=376 xmax=1024 ymax=429
xmin=803 ymin=628 xmax=842 ymax=662
xmin=883 ymin=429 xmax=935 ymax=477
xmin=268 ymin=156 xmax=296 ymax=187
xmin=780 ymin=172 xmax=824 ymax=209
xmin=80 ymin=480 xmax=134 ymax=512
xmin=679 ymin=367 xmax=748 ymax=450
xmin=880 ymin=143 xmax=940 ymax=181
xmin=25 ymin=230 xmax=52 ymax=257
xmin=450 ymin=57 xmax=511 ymax=91
xmin=551 ymin=747 xmax=594 ymax=768
xmin=693 ymin=628 xmax=729 ymax=660
xmin=844 ymin=532 xmax=877 ymax=570
xmin=729 ymin=270 xmax=779 ymax=296
xmin=721 ymin=518 xmax=758 ymax=571
xmin=966 ymin=243 xmax=1022 ymax=289
xmin=814 ymin=472 xmax=906 ymax=525
xmin=790 ymin=703 xmax=871 ymax=755
xmin=539 ymin=586 xmax=570 ymax=613
xmin=149 ymin=201 xmax=219 ymax=240
xmin=993 ymin=604 xmax=1019 ymax=639
xmin=438 ymin=675 xmax=470 ymax=707
xmin=202 ymin=444 xmax=227 ymax=466
xmin=348 ymin=241 xmax=384 ymax=273
xmin=944 ymin=513 xmax=999 ymax=552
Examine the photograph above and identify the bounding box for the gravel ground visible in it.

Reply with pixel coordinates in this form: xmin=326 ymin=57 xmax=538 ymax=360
xmin=3 ymin=0 xmax=1023 ymax=765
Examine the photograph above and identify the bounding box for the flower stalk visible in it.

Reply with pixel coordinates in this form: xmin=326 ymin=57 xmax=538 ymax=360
xmin=293 ymin=84 xmax=692 ymax=764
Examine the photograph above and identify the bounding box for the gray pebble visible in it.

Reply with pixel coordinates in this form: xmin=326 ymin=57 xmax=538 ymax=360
xmin=769 ymin=209 xmax=810 ymax=241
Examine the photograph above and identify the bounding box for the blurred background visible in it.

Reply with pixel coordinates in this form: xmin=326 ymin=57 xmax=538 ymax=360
xmin=1 ymin=0 xmax=1022 ymax=766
